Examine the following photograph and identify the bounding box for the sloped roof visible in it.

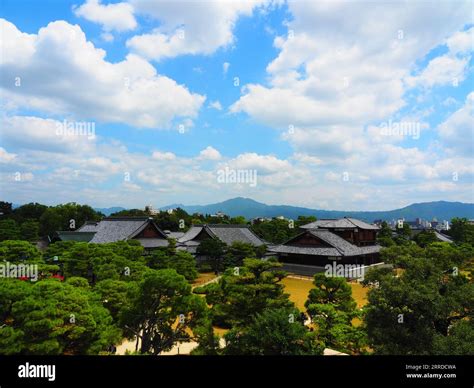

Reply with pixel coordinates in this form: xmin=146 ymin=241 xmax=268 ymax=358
xmin=178 ymin=226 xmax=204 ymax=243
xmin=56 ymin=231 xmax=96 ymax=242
xmin=270 ymin=229 xmax=381 ymax=257
xmin=434 ymin=231 xmax=453 ymax=243
xmin=178 ymin=224 xmax=265 ymax=246
xmin=207 ymin=225 xmax=265 ymax=246
xmin=88 ymin=217 xmax=167 ymax=243
xmin=77 ymin=221 xmax=100 ymax=232
xmin=301 ymin=217 xmax=379 ymax=230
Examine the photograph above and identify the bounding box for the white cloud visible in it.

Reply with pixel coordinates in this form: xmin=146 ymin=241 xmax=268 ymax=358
xmin=0 ymin=19 xmax=205 ymax=129
xmin=0 ymin=115 xmax=96 ymax=152
xmin=437 ymin=92 xmax=474 ymax=156
xmin=0 ymin=147 xmax=16 ymax=163
xmin=74 ymin=0 xmax=137 ymax=32
xmin=199 ymin=146 xmax=222 ymax=160
xmin=152 ymin=151 xmax=176 ymax=161
xmin=126 ymin=0 xmax=271 ymax=60
xmin=209 ymin=100 xmax=223 ymax=110
xmin=230 ymin=1 xmax=472 ymax=156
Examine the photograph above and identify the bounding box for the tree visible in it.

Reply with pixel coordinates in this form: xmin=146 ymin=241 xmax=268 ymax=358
xmin=223 ymin=241 xmax=256 ymax=268
xmin=19 ymin=220 xmax=40 ymax=242
xmin=250 ymin=218 xmax=300 ymax=244
xmin=0 ymin=201 xmax=13 ymax=217
xmin=305 ymin=274 xmax=366 ymax=354
xmin=121 ymin=269 xmax=210 ymax=355
xmin=95 ymin=279 xmax=134 ymax=323
xmin=363 ymin=244 xmax=474 ymax=355
xmin=0 ymin=278 xmax=121 ymax=355
xmin=12 ymin=203 xmax=48 ymax=224
xmin=39 ymin=203 xmax=102 ymax=237
xmin=196 ymin=238 xmax=227 ymax=274
xmin=198 ymin=258 xmax=292 ymax=328
xmin=223 ymin=307 xmax=323 ymax=355
xmin=414 ymin=230 xmax=438 ymax=247
xmin=449 ymin=217 xmax=474 ymax=245
xmin=377 ymin=221 xmax=395 ymax=247
xmin=149 ymin=241 xmax=198 ymax=281
xmin=0 ymin=240 xmax=42 ymax=263
xmin=0 ymin=219 xmax=21 ymax=241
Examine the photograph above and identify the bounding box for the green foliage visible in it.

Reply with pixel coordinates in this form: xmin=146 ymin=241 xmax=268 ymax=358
xmin=448 ymin=217 xmax=474 ymax=245
xmin=250 ymin=218 xmax=300 ymax=244
xmin=224 ymin=307 xmax=323 ymax=355
xmin=413 ymin=230 xmax=438 ymax=247
xmin=121 ymin=269 xmax=210 ymax=355
xmin=0 ymin=278 xmax=121 ymax=355
xmin=0 ymin=240 xmax=42 ymax=263
xmin=0 ymin=219 xmax=21 ymax=241
xmin=149 ymin=247 xmax=198 ymax=281
xmin=199 ymin=258 xmax=292 ymax=328
xmin=305 ymin=274 xmax=366 ymax=354
xmin=223 ymin=241 xmax=257 ymax=268
xmin=363 ymin=243 xmax=474 ymax=355
xmin=39 ymin=203 xmax=102 ymax=237
xmin=196 ymin=238 xmax=227 ymax=273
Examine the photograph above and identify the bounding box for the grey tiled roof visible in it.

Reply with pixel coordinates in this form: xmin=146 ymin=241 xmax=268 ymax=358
xmin=208 ymin=225 xmax=265 ymax=246
xmin=77 ymin=222 xmax=100 ymax=232
xmin=270 ymin=229 xmax=381 ymax=257
xmin=87 ymin=217 xmax=167 ymax=244
xmin=178 ymin=224 xmax=265 ymax=246
xmin=178 ymin=226 xmax=203 ymax=243
xmin=301 ymin=217 xmax=379 ymax=230
xmin=269 ymin=245 xmax=342 ymax=257
xmin=166 ymin=232 xmax=185 ymax=240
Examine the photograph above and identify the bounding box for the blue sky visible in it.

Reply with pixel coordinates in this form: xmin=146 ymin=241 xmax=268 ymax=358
xmin=0 ymin=0 xmax=473 ymax=211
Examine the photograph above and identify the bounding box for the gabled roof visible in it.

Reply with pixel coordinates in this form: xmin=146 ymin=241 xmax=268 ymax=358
xmin=270 ymin=229 xmax=381 ymax=257
xmin=178 ymin=224 xmax=265 ymax=246
xmin=87 ymin=217 xmax=167 ymax=243
xmin=301 ymin=217 xmax=379 ymax=230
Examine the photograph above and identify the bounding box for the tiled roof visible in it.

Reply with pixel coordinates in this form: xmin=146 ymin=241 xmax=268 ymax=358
xmin=270 ymin=229 xmax=381 ymax=257
xmin=85 ymin=217 xmax=167 ymax=244
xmin=178 ymin=226 xmax=203 ymax=243
xmin=178 ymin=224 xmax=265 ymax=246
xmin=77 ymin=222 xmax=100 ymax=232
xmin=269 ymin=244 xmax=342 ymax=257
xmin=208 ymin=225 xmax=265 ymax=246
xmin=301 ymin=217 xmax=379 ymax=230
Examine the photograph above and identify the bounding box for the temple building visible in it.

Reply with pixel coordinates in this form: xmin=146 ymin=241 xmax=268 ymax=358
xmin=269 ymin=217 xmax=381 ymax=276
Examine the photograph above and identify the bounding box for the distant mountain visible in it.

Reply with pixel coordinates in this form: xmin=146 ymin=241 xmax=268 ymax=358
xmin=94 ymin=207 xmax=126 ymax=216
xmin=160 ymin=197 xmax=474 ymax=222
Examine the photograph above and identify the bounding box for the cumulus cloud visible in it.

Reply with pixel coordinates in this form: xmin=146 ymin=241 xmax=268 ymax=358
xmin=74 ymin=0 xmax=137 ymax=32
xmin=437 ymin=92 xmax=474 ymax=156
xmin=199 ymin=146 xmax=222 ymax=160
xmin=0 ymin=19 xmax=205 ymax=129
xmin=126 ymin=0 xmax=272 ymax=60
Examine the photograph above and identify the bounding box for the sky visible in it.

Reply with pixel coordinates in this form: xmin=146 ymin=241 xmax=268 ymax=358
xmin=0 ymin=0 xmax=473 ymax=211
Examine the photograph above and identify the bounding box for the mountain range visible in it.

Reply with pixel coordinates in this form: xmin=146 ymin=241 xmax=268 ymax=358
xmin=158 ymin=197 xmax=474 ymax=222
